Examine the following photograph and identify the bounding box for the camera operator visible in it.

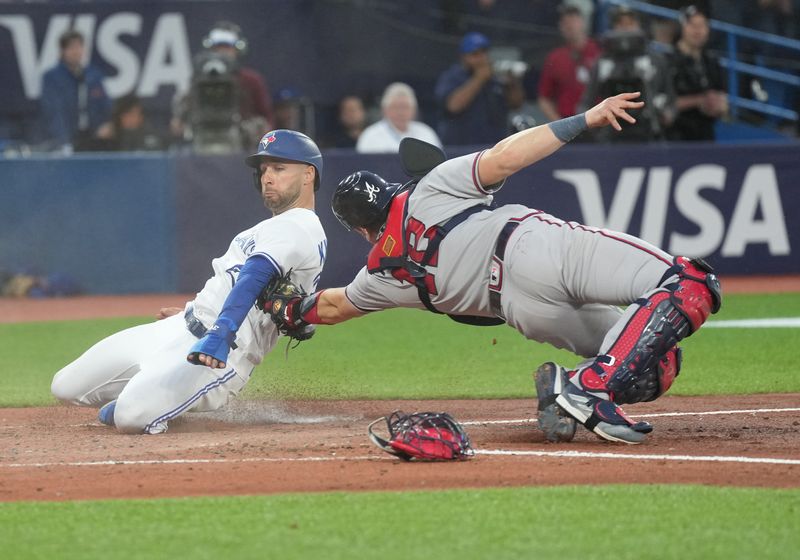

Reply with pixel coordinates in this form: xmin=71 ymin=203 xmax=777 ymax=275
xmin=580 ymin=7 xmax=676 ymax=143
xmin=435 ymin=32 xmax=510 ymax=146
xmin=171 ymin=21 xmax=273 ymax=153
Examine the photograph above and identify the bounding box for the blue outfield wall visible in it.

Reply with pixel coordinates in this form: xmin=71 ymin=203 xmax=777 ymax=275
xmin=0 ymin=154 xmax=177 ymax=294
xmin=1 ymin=142 xmax=798 ymax=295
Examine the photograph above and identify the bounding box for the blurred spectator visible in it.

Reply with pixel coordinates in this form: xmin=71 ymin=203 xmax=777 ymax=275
xmin=328 ymin=95 xmax=366 ymax=148
xmin=580 ymin=6 xmax=676 ymax=142
xmin=356 ymin=82 xmax=442 ymax=153
xmin=537 ymin=4 xmax=601 ymax=121
xmin=667 ymin=6 xmax=727 ymax=141
xmin=649 ymin=17 xmax=679 ymax=57
xmin=563 ymin=0 xmax=595 ymax=31
xmin=171 ymin=21 xmax=273 ymax=153
xmin=39 ymin=29 xmax=112 ymax=152
xmin=272 ymin=88 xmax=315 ymax=136
xmin=106 ymin=94 xmax=163 ymax=151
xmin=434 ymin=31 xmax=509 ymax=146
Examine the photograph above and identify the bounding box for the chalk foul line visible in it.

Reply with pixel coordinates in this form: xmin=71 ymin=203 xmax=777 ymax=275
xmin=476 ymin=449 xmax=800 ymax=466
xmin=2 ymin=449 xmax=798 ymax=469
xmin=461 ymin=407 xmax=800 ymax=426
xmin=705 ymin=317 xmax=800 ymax=328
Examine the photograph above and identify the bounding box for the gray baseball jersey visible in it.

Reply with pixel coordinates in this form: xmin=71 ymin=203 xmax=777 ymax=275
xmin=345 ymin=151 xmax=675 ymax=358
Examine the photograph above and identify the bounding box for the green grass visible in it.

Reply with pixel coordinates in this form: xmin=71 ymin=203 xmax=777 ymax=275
xmin=3 ymin=296 xmax=799 ymax=557
xmin=0 ymin=318 xmax=144 ymax=406
xmin=1 ymin=485 xmax=798 ymax=560
xmin=2 ymin=293 xmax=799 ymax=407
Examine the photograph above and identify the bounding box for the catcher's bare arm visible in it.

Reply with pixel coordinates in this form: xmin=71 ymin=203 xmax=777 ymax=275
xmin=307 ymin=288 xmax=364 ymax=324
xmin=478 ymin=92 xmax=644 ymax=186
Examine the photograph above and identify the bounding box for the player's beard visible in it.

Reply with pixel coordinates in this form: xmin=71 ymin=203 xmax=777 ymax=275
xmin=263 ymin=179 xmax=302 ymax=215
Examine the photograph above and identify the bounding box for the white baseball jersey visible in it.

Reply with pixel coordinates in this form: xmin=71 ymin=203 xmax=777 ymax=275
xmin=52 ymin=207 xmax=327 ymax=434
xmin=193 ymin=208 xmax=327 ymax=365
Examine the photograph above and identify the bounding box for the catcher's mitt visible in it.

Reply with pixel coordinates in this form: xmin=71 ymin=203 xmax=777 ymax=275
xmin=257 ymin=270 xmax=315 ymax=342
xmin=368 ymin=411 xmax=475 ymax=461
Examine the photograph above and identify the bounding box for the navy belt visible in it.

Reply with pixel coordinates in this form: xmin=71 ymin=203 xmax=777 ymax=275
xmin=184 ymin=307 xmax=238 ymax=348
xmin=488 ymin=220 xmax=525 ymax=318
xmin=184 ymin=307 xmax=208 ymax=339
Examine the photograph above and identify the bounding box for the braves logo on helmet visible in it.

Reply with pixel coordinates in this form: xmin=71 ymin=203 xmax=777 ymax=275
xmin=331 ymin=171 xmax=404 ymax=231
xmin=364 ymin=181 xmax=379 ymax=203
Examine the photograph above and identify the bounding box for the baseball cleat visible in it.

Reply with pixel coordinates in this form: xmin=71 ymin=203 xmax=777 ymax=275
xmin=98 ymin=399 xmax=117 ymax=427
xmin=556 ymin=379 xmax=652 ymax=444
xmin=534 ymin=362 xmax=577 ymax=442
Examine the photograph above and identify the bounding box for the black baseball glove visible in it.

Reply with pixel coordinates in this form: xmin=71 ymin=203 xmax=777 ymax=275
xmin=256 ymin=271 xmax=316 ymax=342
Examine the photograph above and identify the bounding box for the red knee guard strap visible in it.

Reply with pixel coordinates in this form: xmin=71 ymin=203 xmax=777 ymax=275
xmin=670 ymin=257 xmax=722 ymax=333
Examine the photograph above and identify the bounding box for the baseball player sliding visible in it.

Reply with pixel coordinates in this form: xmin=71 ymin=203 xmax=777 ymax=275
xmin=261 ymin=92 xmax=721 ymax=445
xmin=51 ymin=130 xmax=327 ymax=434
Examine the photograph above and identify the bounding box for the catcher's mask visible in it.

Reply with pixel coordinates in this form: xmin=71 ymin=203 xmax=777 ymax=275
xmin=331 ymin=170 xmax=404 ymax=231
xmin=368 ymin=411 xmax=474 ymax=461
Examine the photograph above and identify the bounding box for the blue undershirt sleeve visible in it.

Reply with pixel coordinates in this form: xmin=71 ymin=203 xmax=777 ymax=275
xmin=213 ymin=254 xmax=279 ymax=334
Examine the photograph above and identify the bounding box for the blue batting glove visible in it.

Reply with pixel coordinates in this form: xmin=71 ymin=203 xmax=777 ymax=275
xmin=187 ymin=317 xmax=237 ymax=367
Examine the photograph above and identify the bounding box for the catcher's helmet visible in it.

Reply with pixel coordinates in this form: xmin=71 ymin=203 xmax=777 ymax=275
xmin=246 ymin=129 xmax=323 ymax=191
xmin=331 ymin=170 xmax=403 ymax=231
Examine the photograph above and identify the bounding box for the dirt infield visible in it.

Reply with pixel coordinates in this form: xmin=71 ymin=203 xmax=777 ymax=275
xmin=1 ymin=275 xmax=799 ymax=502
xmin=2 ymin=395 xmax=799 ymax=502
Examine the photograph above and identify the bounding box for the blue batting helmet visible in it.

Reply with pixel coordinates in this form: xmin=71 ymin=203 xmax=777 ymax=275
xmin=245 ymin=129 xmax=323 ymax=191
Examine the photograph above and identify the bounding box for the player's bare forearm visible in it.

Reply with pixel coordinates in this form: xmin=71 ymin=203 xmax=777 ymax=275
xmin=314 ymin=288 xmax=365 ymax=324
xmin=479 ymin=92 xmax=644 ymax=186
xmin=157 ymin=307 xmax=183 ymax=320
xmin=478 ymin=124 xmax=563 ymax=185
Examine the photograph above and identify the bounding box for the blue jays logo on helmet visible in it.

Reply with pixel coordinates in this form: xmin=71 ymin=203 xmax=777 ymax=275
xmin=246 ymin=129 xmax=323 ymax=191
xmin=257 ymin=132 xmax=278 ymax=152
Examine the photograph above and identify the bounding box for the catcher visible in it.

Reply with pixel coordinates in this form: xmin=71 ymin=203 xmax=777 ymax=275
xmin=260 ymin=92 xmax=721 ymax=445
xmin=51 ymin=130 xmax=326 ymax=434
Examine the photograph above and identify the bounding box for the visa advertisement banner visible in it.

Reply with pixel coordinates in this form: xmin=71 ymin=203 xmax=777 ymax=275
xmin=1 ymin=143 xmax=796 ymax=294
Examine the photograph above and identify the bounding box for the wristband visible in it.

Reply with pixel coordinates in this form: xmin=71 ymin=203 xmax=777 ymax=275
xmin=548 ymin=113 xmax=588 ymax=143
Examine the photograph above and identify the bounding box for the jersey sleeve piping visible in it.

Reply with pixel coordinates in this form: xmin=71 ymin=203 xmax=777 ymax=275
xmin=472 ymin=150 xmax=505 ymax=194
